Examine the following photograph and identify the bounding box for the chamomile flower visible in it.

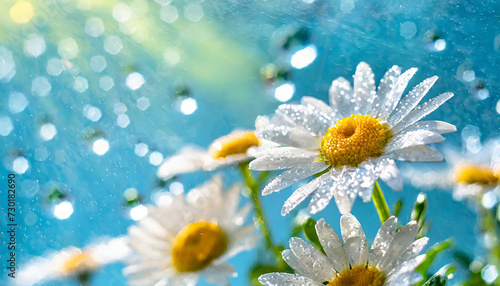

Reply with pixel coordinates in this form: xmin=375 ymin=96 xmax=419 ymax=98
xmin=259 ymin=214 xmax=427 ymax=286
xmin=124 ymin=175 xmax=258 ymax=285
xmin=403 ymin=138 xmax=500 ymax=202
xmin=250 ymin=62 xmax=455 ymax=215
xmin=16 ymin=237 xmax=130 ymax=286
xmin=157 ymin=130 xmax=260 ymax=181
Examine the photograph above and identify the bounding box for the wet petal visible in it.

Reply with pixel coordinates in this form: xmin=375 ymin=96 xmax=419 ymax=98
xmin=281 ymin=172 xmax=329 ymax=215
xmin=372 ymin=65 xmax=402 ymax=118
xmin=276 ymin=104 xmax=333 ymax=136
xmin=386 ymin=129 xmax=445 ymax=153
xmin=369 ymin=216 xmax=397 ymax=267
xmin=289 ymin=237 xmax=336 ymax=281
xmin=340 ymin=214 xmax=369 ymax=266
xmin=388 ymin=145 xmax=444 ymax=162
xmin=329 ymin=76 xmax=353 ymax=116
xmin=377 ymin=68 xmax=418 ymax=120
xmin=257 ymin=124 xmax=321 ymax=150
xmin=353 ymin=62 xmax=376 ymax=114
xmin=262 ymin=161 xmax=328 ymax=195
xmin=259 ymin=273 xmax=320 ymax=286
xmin=394 ymin=120 xmax=456 ymax=136
xmin=378 ymin=160 xmax=403 ymax=191
xmin=316 ymin=218 xmax=350 ymax=272
xmin=249 ymin=147 xmax=318 ymax=171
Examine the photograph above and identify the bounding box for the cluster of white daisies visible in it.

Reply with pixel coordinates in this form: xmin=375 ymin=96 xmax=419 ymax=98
xmin=20 ymin=62 xmax=490 ymax=286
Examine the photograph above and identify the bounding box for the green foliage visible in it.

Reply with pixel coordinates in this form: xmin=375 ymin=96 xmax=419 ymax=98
xmin=421 ymin=264 xmax=456 ymax=286
xmin=303 ymin=218 xmax=325 ymax=254
xmin=393 ymin=199 xmax=404 ymax=218
xmin=416 ymin=239 xmax=454 ymax=286
xmin=411 ymin=193 xmax=429 ymax=238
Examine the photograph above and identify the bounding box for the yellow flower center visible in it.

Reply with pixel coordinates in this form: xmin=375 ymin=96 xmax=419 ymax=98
xmin=209 ymin=131 xmax=259 ymax=159
xmin=172 ymin=221 xmax=228 ymax=272
xmin=320 ymin=115 xmax=391 ymax=167
xmin=454 ymin=164 xmax=499 ymax=185
xmin=60 ymin=252 xmax=96 ymax=275
xmin=328 ymin=265 xmax=386 ymax=286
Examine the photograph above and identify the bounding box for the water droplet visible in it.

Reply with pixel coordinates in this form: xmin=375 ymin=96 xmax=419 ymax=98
xmin=179 ymin=97 xmax=197 ymax=115
xmin=136 ymin=97 xmax=150 ymax=110
xmin=114 ymin=102 xmax=127 ymax=115
xmin=8 ymin=92 xmax=28 ymax=113
xmin=90 ymin=55 xmax=107 ymax=73
xmin=0 ymin=116 xmax=14 ymax=136
xmin=58 ymin=38 xmax=79 ymax=59
xmin=10 ymin=1 xmax=34 ymax=24
xmin=184 ymin=4 xmax=203 ymax=22
xmin=135 ymin=143 xmax=149 ymax=157
xmin=160 ymin=5 xmax=178 ymax=23
xmin=84 ymin=105 xmax=102 ymax=122
xmin=13 ymin=156 xmax=29 ymax=174
xmin=35 ymin=147 xmax=49 ymax=161
xmin=274 ymin=82 xmax=295 ymax=102
xmin=46 ymin=58 xmax=63 ymax=76
xmin=73 ymin=76 xmax=89 ymax=93
xmin=85 ymin=17 xmax=105 ymax=37
xmin=40 ymin=123 xmax=57 ymax=141
xmin=291 ymin=45 xmax=317 ymax=69
xmin=400 ymin=21 xmax=417 ymax=39
xmin=24 ymin=34 xmax=46 ymax=58
xmin=21 ymin=179 xmax=40 ymax=198
xmin=53 ymin=201 xmax=74 ymax=220
xmin=126 ymin=72 xmax=145 ymax=90
xmin=170 ymin=182 xmax=184 ymax=195
xmin=93 ymin=138 xmax=109 ymax=155
xmin=149 ymin=151 xmax=164 ymax=166
xmin=130 ymin=204 xmax=148 ymax=221
xmin=99 ymin=76 xmax=114 ymax=91
xmin=31 ymin=76 xmax=52 ymax=97
xmin=104 ymin=35 xmax=123 ymax=55
xmin=113 ymin=3 xmax=132 ymax=23
xmin=163 ymin=48 xmax=180 ymax=66
xmin=117 ymin=114 xmax=130 ymax=128
xmin=0 ymin=46 xmax=16 ymax=81
xmin=434 ymin=39 xmax=446 ymax=51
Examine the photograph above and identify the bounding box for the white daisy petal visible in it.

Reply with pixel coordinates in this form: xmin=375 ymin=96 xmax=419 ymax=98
xmin=395 ymin=120 xmax=457 ymax=136
xmin=281 ymin=172 xmax=330 ymax=215
xmin=262 ymin=161 xmax=329 ymax=196
xmin=281 ymin=249 xmax=315 ymax=278
xmin=372 ymin=65 xmax=402 ymax=118
xmin=249 ymin=147 xmax=318 ymax=171
xmin=388 ymin=76 xmax=438 ymax=126
xmin=378 ymin=68 xmax=418 ymax=120
xmin=329 ymin=76 xmax=353 ymax=116
xmin=387 ymin=255 xmax=426 ymax=283
xmin=301 ymin=96 xmax=336 ymax=119
xmin=316 ymin=218 xmax=350 ymax=272
xmin=276 ymin=104 xmax=333 ymax=136
xmin=331 ymin=186 xmax=357 ymax=214
xmin=378 ymin=160 xmax=403 ymax=191
xmin=203 ymin=262 xmax=236 ymax=285
xmin=388 ymin=145 xmax=444 ymax=162
xmin=353 ymin=61 xmax=376 ymax=114
xmin=386 ymin=129 xmax=445 ymax=153
xmin=340 ymin=214 xmax=369 ymax=266
xmin=385 ymin=238 xmax=429 ymax=274
xmin=369 ymin=216 xmax=398 ymax=267
xmin=307 ymin=182 xmax=335 ymax=214
xmin=392 ymin=92 xmax=454 ymax=134
xmin=289 ymin=237 xmax=337 ymax=282
xmin=379 ymin=221 xmax=419 ymax=270
xmin=157 ymin=146 xmax=209 ymax=180
xmin=259 ymin=273 xmax=320 ymax=286
xmin=387 ymin=271 xmax=423 ymax=286
xmin=257 ymin=125 xmax=321 ymax=150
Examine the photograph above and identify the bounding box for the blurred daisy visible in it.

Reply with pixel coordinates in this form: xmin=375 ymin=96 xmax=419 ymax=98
xmin=404 ymin=138 xmax=500 ymax=202
xmin=250 ymin=62 xmax=455 ymax=215
xmin=157 ymin=130 xmax=260 ymax=181
xmin=259 ymin=214 xmax=427 ymax=286
xmin=124 ymin=175 xmax=258 ymax=285
xmin=16 ymin=237 xmax=130 ymax=286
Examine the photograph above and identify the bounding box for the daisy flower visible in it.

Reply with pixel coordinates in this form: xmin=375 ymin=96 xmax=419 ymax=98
xmin=259 ymin=214 xmax=427 ymax=286
xmin=157 ymin=130 xmax=260 ymax=181
xmin=16 ymin=237 xmax=130 ymax=286
xmin=250 ymin=62 xmax=455 ymax=215
xmin=124 ymin=175 xmax=258 ymax=285
xmin=403 ymin=138 xmax=500 ymax=202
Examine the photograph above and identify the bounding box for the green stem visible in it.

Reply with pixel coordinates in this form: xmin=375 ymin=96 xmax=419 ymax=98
xmin=372 ymin=181 xmax=391 ymax=224
xmin=238 ymin=163 xmax=281 ymax=259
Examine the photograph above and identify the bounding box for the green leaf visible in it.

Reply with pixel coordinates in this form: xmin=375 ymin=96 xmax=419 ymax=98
xmin=303 ymin=218 xmax=325 ymax=254
xmin=416 ymin=239 xmax=454 ymax=284
xmin=411 ymin=193 xmax=428 ymax=237
xmin=422 ymin=264 xmax=456 ymax=286
xmin=372 ymin=181 xmax=391 ymax=224
xmin=393 ymin=199 xmax=404 ymax=218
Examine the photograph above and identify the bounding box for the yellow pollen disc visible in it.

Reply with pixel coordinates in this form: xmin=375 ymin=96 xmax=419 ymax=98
xmin=454 ymin=164 xmax=499 ymax=185
xmin=10 ymin=1 xmax=34 ymax=24
xmin=328 ymin=265 xmax=386 ymax=286
xmin=61 ymin=252 xmax=96 ymax=275
xmin=172 ymin=221 xmax=228 ymax=272
xmin=320 ymin=115 xmax=391 ymax=168
xmin=208 ymin=131 xmax=259 ymax=159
